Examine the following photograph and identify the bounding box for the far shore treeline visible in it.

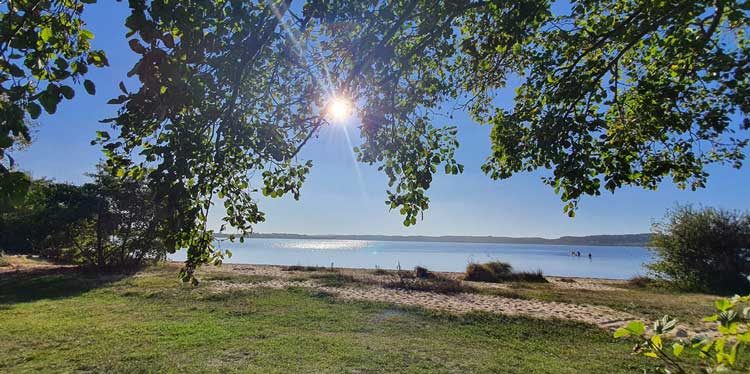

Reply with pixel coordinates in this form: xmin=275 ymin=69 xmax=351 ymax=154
xmin=217 ymin=233 xmax=652 ymax=247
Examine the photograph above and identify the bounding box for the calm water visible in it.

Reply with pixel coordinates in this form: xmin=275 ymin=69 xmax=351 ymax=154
xmin=170 ymin=238 xmax=653 ymax=279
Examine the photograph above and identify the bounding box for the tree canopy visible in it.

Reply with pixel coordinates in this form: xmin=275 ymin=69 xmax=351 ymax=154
xmin=0 ymin=0 xmax=108 ymax=208
xmin=2 ymin=0 xmax=747 ymax=279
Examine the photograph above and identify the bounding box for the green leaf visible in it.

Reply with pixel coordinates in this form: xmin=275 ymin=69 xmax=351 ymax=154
xmin=672 ymin=343 xmax=684 ymax=357
xmin=60 ymin=85 xmax=75 ymax=100
xmin=650 ymin=335 xmax=662 ymax=349
xmin=715 ymin=299 xmax=733 ymax=312
xmin=83 ymin=80 xmax=96 ymax=95
xmin=27 ymin=102 xmax=41 ymax=119
xmin=613 ymin=328 xmax=630 ymax=338
xmin=40 ymin=27 xmax=53 ymax=42
xmin=80 ymin=29 xmax=95 ymax=40
xmin=39 ymin=93 xmax=59 ymax=114
xmin=625 ymin=321 xmax=645 ymax=336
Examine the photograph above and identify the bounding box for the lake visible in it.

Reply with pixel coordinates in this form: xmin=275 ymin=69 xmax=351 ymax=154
xmin=169 ymin=238 xmax=654 ymax=279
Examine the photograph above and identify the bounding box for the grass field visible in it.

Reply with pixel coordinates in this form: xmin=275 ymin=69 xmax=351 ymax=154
xmin=478 ymin=280 xmax=719 ymax=326
xmin=0 ymin=264 xmax=655 ymax=373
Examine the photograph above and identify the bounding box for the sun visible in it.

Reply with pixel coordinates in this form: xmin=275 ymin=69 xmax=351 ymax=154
xmin=326 ymin=96 xmax=352 ymax=122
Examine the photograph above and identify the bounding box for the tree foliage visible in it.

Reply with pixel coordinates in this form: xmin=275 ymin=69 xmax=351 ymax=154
xmin=473 ymin=0 xmax=750 ymax=215
xmin=0 ymin=0 xmax=107 ymax=207
xmin=99 ymin=0 xmax=475 ymax=280
xmin=0 ymin=178 xmax=91 ymax=256
xmin=647 ymin=205 xmax=750 ymax=293
xmin=93 ymin=0 xmax=750 ymax=280
xmin=0 ymin=171 xmax=167 ymax=270
xmin=65 ymin=169 xmax=168 ymax=270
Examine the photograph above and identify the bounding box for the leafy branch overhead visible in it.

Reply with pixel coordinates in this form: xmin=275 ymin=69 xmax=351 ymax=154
xmin=96 ymin=0 xmax=749 ymax=278
xmin=0 ymin=0 xmax=107 ymax=207
xmin=3 ymin=1 xmax=747 ymax=278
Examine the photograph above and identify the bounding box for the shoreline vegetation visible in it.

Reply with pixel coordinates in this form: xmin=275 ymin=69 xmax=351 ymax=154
xmin=216 ymin=232 xmax=652 ymax=247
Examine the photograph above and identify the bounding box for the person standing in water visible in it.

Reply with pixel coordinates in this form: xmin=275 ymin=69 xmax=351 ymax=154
xmin=588 ymin=253 xmax=592 ymax=260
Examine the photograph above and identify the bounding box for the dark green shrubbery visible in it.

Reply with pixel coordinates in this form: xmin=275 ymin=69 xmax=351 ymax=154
xmin=414 ymin=266 xmax=433 ymax=279
xmin=465 ymin=261 xmax=547 ymax=283
xmin=0 ymin=168 xmax=168 ymax=271
xmin=648 ymin=205 xmax=750 ymax=293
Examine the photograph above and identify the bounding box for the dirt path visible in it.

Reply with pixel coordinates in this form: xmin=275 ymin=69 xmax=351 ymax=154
xmin=210 ymin=278 xmax=637 ymax=331
xmin=202 ymin=264 xmax=717 ymax=338
xmin=204 ymin=265 xmax=641 ymax=332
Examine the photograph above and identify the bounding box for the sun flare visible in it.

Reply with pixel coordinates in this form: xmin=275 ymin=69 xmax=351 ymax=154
xmin=326 ymin=96 xmax=352 ymax=122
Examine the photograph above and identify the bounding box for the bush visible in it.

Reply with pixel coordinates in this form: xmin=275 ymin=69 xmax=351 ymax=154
xmin=465 ymin=263 xmax=500 ymax=282
xmin=647 ymin=205 xmax=750 ymax=293
xmin=0 ymin=169 xmax=169 ymax=271
xmin=0 ymin=252 xmax=10 ymax=267
xmin=465 ymin=261 xmax=547 ymax=283
xmin=509 ymin=270 xmax=547 ymax=283
xmin=414 ymin=266 xmax=433 ymax=279
xmin=484 ymin=261 xmax=513 ymax=275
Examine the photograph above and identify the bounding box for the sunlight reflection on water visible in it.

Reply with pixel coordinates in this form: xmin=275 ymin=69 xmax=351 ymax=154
xmin=171 ymin=238 xmax=653 ymax=279
xmin=272 ymin=239 xmax=372 ymax=250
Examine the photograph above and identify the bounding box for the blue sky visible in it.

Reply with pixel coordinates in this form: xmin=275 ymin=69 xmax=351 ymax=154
xmin=13 ymin=2 xmax=750 ymax=238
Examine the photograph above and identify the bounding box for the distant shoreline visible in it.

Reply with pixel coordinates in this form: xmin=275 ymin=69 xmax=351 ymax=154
xmin=214 ymin=232 xmax=651 ymax=247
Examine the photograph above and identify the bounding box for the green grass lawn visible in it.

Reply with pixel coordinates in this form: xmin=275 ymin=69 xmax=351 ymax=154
xmin=0 ymin=265 xmax=652 ymax=373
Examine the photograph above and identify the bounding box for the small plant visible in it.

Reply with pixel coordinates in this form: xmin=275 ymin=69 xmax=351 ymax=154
xmin=465 ymin=263 xmax=500 ymax=282
xmin=0 ymin=251 xmax=10 ymax=267
xmin=414 ymin=266 xmax=433 ymax=279
xmin=615 ymin=294 xmax=750 ymax=373
xmin=372 ymin=266 xmax=389 ymax=275
xmin=465 ymin=261 xmax=547 ymax=283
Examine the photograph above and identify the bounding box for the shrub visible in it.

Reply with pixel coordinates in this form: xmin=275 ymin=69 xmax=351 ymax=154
xmin=372 ymin=267 xmax=389 ymax=275
xmin=465 ymin=261 xmax=547 ymax=283
xmin=484 ymin=261 xmax=513 ymax=276
xmin=0 ymin=169 xmax=169 ymax=271
xmin=414 ymin=266 xmax=433 ymax=279
xmin=509 ymin=270 xmax=546 ymax=283
xmin=0 ymin=252 xmax=10 ymax=267
xmin=647 ymin=205 xmax=750 ymax=293
xmin=465 ymin=263 xmax=499 ymax=282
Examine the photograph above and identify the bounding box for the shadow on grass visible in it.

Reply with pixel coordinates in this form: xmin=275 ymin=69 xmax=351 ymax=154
xmin=0 ymin=267 xmax=130 ymax=305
